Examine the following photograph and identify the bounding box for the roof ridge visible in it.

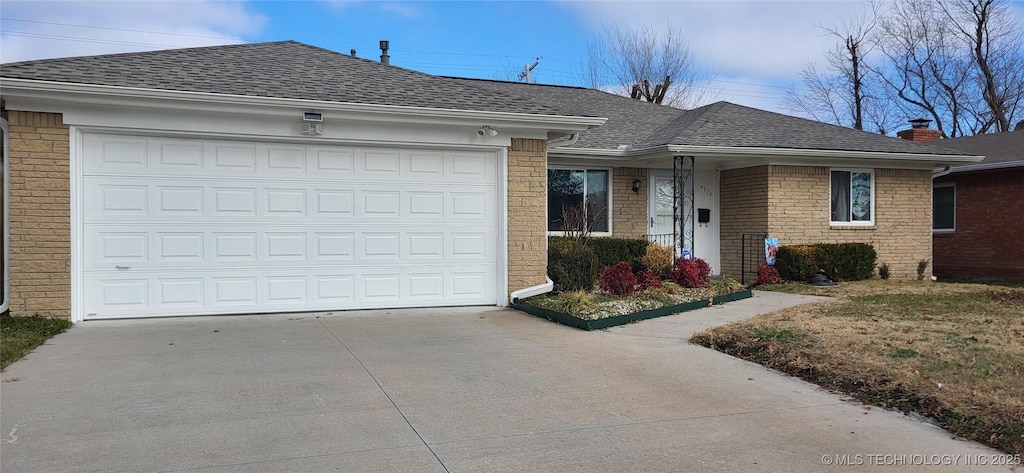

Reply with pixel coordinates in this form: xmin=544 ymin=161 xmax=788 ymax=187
xmin=0 ymin=40 xmax=304 ymax=67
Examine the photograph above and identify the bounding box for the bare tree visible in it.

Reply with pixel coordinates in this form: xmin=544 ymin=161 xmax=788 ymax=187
xmin=581 ymin=23 xmax=714 ymax=108
xmin=873 ymin=0 xmax=977 ymax=137
xmin=783 ymin=7 xmax=896 ymax=133
xmin=939 ymin=0 xmax=1024 ymax=133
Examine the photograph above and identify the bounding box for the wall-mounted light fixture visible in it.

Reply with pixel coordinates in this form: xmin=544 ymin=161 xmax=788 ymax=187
xmin=632 ymin=178 xmax=642 ymax=194
xmin=301 ymin=111 xmax=323 ymax=136
xmin=477 ymin=126 xmax=498 ymax=137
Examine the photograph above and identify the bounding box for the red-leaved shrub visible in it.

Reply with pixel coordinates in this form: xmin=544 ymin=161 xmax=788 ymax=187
xmin=756 ymin=264 xmax=782 ymax=285
xmin=670 ymin=257 xmax=711 ymax=288
xmin=636 ymin=270 xmax=664 ymax=292
xmin=599 ymin=261 xmax=637 ymax=296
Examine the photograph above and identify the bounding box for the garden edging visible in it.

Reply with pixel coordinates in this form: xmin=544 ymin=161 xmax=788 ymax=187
xmin=513 ymin=289 xmax=753 ymax=331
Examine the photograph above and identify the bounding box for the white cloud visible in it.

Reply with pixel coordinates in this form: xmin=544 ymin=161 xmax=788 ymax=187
xmin=561 ymin=0 xmax=869 ymax=79
xmin=0 ymin=1 xmax=268 ymax=63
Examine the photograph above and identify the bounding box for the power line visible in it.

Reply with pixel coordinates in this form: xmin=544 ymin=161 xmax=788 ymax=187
xmin=0 ymin=17 xmax=240 ymax=40
xmin=1 ymin=31 xmax=187 ymax=49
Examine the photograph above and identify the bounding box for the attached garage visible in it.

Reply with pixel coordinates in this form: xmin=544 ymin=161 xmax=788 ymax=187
xmin=81 ymin=133 xmax=499 ymax=319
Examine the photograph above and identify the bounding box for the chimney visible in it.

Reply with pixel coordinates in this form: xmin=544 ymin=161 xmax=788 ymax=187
xmin=379 ymin=40 xmax=390 ymax=65
xmin=897 ymin=118 xmax=941 ymax=142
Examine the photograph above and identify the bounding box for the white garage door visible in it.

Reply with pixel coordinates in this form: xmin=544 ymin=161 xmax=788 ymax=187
xmin=81 ymin=133 xmax=499 ymax=319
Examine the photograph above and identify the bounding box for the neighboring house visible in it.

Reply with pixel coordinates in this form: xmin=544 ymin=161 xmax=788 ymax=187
xmin=0 ymin=41 xmax=980 ymax=321
xmin=929 ymin=130 xmax=1023 ymax=280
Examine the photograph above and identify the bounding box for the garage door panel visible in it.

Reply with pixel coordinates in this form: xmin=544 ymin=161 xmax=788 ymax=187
xmin=83 ymin=134 xmax=498 ymax=319
xmin=85 ymin=225 xmax=496 ymax=270
xmin=86 ymin=178 xmax=495 ymax=223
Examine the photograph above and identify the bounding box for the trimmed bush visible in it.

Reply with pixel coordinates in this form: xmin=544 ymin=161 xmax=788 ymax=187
xmin=641 ymin=244 xmax=674 ymax=278
xmin=775 ymin=245 xmax=819 ymax=281
xmin=816 ymin=243 xmax=877 ymax=281
xmin=670 ymin=257 xmax=712 ymax=288
xmin=636 ymin=270 xmax=665 ymax=292
xmin=756 ymin=264 xmax=782 ymax=285
xmin=775 ymin=243 xmax=877 ymax=282
xmin=549 ymin=239 xmax=599 ymax=292
xmin=552 ymin=236 xmax=650 ymax=272
xmin=599 ymin=261 xmax=638 ymax=296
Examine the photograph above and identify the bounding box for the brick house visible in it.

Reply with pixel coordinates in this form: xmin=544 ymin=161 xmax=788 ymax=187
xmin=928 ymin=130 xmax=1023 ymax=281
xmin=0 ymin=41 xmax=980 ymax=321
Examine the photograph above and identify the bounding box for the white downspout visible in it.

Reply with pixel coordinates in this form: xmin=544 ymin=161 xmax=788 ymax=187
xmin=1 ymin=117 xmax=9 ymax=314
xmin=932 ymin=166 xmax=953 ymax=179
xmin=509 ymin=133 xmax=582 ymax=304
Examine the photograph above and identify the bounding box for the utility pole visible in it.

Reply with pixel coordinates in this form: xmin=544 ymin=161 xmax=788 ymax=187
xmin=519 ymin=57 xmax=540 ymax=83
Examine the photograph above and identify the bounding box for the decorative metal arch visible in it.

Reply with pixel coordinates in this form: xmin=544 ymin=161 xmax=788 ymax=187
xmin=672 ymin=156 xmax=695 ymax=257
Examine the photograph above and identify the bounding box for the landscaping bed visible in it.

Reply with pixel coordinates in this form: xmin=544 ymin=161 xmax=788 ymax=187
xmin=516 ymin=287 xmax=752 ymax=330
xmin=692 ymin=280 xmax=1024 ymax=455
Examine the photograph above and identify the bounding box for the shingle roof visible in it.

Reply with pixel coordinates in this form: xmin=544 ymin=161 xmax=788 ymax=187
xmin=0 ymin=40 xmax=567 ymax=116
xmin=447 ymin=78 xmax=970 ymax=156
xmin=444 ymin=77 xmax=681 ymax=149
xmin=936 ymin=129 xmax=1023 ymax=165
xmin=0 ymin=40 xmax=976 ymax=157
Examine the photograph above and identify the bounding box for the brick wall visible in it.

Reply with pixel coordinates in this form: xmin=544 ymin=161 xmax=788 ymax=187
xmin=766 ymin=166 xmax=932 ymax=280
xmin=720 ymin=166 xmax=770 ymax=279
xmin=611 ymin=167 xmax=648 ymax=238
xmin=507 ymin=138 xmax=549 ymax=293
xmin=933 ymin=168 xmax=1024 ymax=280
xmin=7 ymin=111 xmax=72 ymax=318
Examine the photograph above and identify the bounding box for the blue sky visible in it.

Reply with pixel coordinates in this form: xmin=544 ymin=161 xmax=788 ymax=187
xmin=3 ymin=1 xmax=1022 ymax=114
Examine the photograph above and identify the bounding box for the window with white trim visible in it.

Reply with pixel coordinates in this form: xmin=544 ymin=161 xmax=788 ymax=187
xmin=547 ymin=169 xmax=610 ymax=233
xmin=830 ymin=169 xmax=874 ymax=224
xmin=933 ymin=184 xmax=955 ymax=231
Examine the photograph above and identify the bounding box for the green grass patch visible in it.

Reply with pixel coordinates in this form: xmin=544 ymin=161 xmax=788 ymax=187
xmin=890 ymin=348 xmax=919 ymax=359
xmin=1 ymin=317 xmax=72 ymax=370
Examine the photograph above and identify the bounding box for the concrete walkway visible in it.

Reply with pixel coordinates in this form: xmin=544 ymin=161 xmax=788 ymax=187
xmin=1 ymin=291 xmax=1014 ymax=472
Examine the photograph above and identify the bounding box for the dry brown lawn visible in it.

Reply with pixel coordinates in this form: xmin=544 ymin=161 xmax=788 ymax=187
xmin=692 ymin=280 xmax=1024 ymax=455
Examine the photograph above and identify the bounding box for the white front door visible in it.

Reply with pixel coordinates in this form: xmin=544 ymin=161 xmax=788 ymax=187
xmin=81 ymin=133 xmax=499 ymax=319
xmin=648 ymin=171 xmax=677 ymax=251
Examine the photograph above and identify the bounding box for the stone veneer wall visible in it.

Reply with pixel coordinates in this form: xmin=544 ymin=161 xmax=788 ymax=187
xmin=507 ymin=138 xmax=549 ymax=293
xmin=7 ymin=111 xmax=72 ymax=318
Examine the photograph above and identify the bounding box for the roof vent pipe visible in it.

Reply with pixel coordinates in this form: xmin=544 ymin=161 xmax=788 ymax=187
xmin=350 ymin=49 xmax=357 ymax=57
xmin=379 ymin=40 xmax=390 ymax=65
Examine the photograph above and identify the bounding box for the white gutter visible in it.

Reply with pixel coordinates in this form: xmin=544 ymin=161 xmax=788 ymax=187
xmin=547 ymin=132 xmax=580 ymax=149
xmin=943 ymin=160 xmax=1023 ymax=174
xmin=509 ymin=277 xmax=554 ymax=304
xmin=932 ymin=166 xmax=954 ymax=179
xmin=1 ymin=117 xmax=8 ymax=314
xmin=551 ymin=144 xmax=985 ymax=164
xmin=0 ymin=78 xmax=607 ymax=131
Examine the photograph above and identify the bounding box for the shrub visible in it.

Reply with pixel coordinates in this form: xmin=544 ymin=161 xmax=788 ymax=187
xmin=670 ymin=257 xmax=711 ymax=288
xmin=639 ymin=288 xmax=675 ymax=305
xmin=816 ymin=243 xmax=877 ymax=281
xmin=775 ymin=243 xmax=877 ymax=282
xmin=550 ymin=237 xmax=649 ymax=273
xmin=552 ymin=291 xmax=596 ymax=316
xmin=636 ymin=270 xmax=665 ymax=292
xmin=548 ymin=239 xmax=599 ymax=292
xmin=641 ymin=244 xmax=674 ymax=278
xmin=775 ymin=245 xmax=818 ymax=281
xmin=878 ymin=262 xmax=891 ymax=280
xmin=712 ymin=277 xmax=745 ymax=296
xmin=917 ymin=259 xmax=930 ymax=280
xmin=756 ymin=264 xmax=782 ymax=285
xmin=662 ymin=281 xmax=684 ymax=294
xmin=599 ymin=261 xmax=637 ymax=296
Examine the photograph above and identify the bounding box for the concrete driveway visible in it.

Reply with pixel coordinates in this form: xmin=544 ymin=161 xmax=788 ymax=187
xmin=0 ymin=291 xmax=1011 ymax=472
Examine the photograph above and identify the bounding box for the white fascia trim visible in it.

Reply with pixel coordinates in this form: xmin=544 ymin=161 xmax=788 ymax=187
xmin=947 ymin=160 xmax=1024 ymax=173
xmin=0 ymin=78 xmax=606 ymax=131
xmin=549 ymin=144 xmax=985 ymax=164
